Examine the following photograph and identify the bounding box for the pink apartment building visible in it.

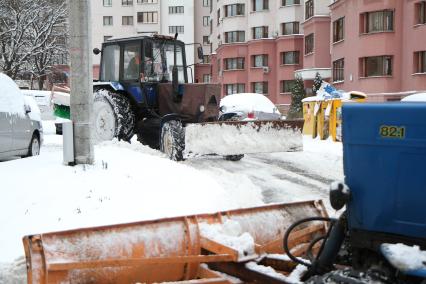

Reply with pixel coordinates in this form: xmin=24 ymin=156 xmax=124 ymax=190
xmin=330 ymin=0 xmax=426 ymax=102
xmin=207 ymin=0 xmax=426 ymax=107
xmin=208 ymin=0 xmax=314 ymax=111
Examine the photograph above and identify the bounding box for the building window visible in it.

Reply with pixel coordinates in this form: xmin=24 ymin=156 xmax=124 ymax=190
xmin=361 ymin=10 xmax=394 ymax=33
xmin=137 ymin=0 xmax=158 ymax=3
xmin=416 ymin=1 xmax=426 ymax=24
xmin=103 ymin=16 xmax=113 ymax=26
xmin=137 ymin=12 xmax=158 ymax=23
xmin=281 ymin=51 xmax=299 ymax=64
xmin=224 ymin=4 xmax=245 ymax=17
xmin=203 ymin=74 xmax=211 ymax=83
xmin=252 ymin=26 xmax=268 ymax=39
xmin=361 ymin=56 xmax=393 ymax=77
xmin=203 ymin=0 xmax=210 ymax=7
xmin=333 ymin=17 xmax=344 ymax=42
xmin=253 ymin=0 xmax=268 ymax=11
xmin=202 ymin=55 xmax=211 ymax=64
xmin=203 ymin=16 xmax=210 ymax=26
xmin=282 ymin=22 xmax=299 ymax=35
xmin=169 ymin=26 xmax=184 ymax=34
xmin=122 ymin=16 xmax=133 ymax=25
xmin=224 ymin=58 xmax=245 ymax=70
xmin=225 ymin=84 xmax=245 ymax=95
xmin=217 ymin=58 xmax=221 ymax=73
xmin=122 ymin=0 xmax=133 ymax=6
xmin=305 ymin=0 xmax=314 ymax=20
xmin=169 ymin=6 xmax=184 ymax=14
xmin=281 ymin=80 xmax=296 ymax=93
xmin=282 ymin=0 xmax=300 ymax=6
xmin=252 ymin=54 xmax=268 ymax=67
xmin=333 ymin=58 xmax=344 ymax=82
xmin=203 ymin=36 xmax=210 ymax=45
xmin=103 ymin=0 xmax=112 ymax=7
xmin=415 ymin=51 xmax=426 ymax=73
xmin=225 ymin=31 xmax=245 ymax=43
xmin=252 ymin=82 xmax=268 ymax=95
xmin=305 ymin=33 xmax=314 ymax=54
xmin=104 ymin=36 xmax=113 ymax=42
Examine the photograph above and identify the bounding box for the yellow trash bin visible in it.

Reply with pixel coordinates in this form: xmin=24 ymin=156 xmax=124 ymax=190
xmin=302 ymin=101 xmax=316 ymax=136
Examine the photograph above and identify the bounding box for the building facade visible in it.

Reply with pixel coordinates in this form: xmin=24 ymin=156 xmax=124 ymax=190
xmin=91 ymin=0 xmax=211 ymax=80
xmin=330 ymin=0 xmax=426 ymax=101
xmin=208 ymin=0 xmax=426 ymax=106
xmin=208 ymin=0 xmax=331 ymax=110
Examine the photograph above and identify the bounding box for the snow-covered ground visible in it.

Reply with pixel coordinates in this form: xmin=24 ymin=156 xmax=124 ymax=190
xmin=0 ymin=121 xmax=343 ymax=282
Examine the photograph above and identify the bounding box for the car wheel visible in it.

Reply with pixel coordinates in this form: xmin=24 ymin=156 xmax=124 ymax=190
xmin=223 ymin=154 xmax=244 ymax=161
xmin=222 ymin=115 xmax=244 ymax=161
xmin=27 ymin=134 xmax=40 ymax=157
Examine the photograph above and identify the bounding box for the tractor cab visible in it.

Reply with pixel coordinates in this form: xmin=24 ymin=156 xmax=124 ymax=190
xmin=97 ymin=35 xmax=189 ymax=108
xmin=99 ymin=35 xmax=188 ymax=84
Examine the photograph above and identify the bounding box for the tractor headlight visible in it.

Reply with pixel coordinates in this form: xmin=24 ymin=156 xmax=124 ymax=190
xmin=199 ymin=105 xmax=205 ymax=113
xmin=329 ymin=181 xmax=350 ymax=210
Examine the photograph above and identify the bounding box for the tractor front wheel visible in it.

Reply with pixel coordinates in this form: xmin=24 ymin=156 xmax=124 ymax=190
xmin=160 ymin=120 xmax=185 ymax=161
xmin=93 ymin=89 xmax=135 ymax=142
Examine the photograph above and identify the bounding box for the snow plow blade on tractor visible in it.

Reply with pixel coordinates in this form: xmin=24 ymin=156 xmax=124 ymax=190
xmin=23 ymin=200 xmax=328 ymax=283
xmin=183 ymin=120 xmax=303 ymax=158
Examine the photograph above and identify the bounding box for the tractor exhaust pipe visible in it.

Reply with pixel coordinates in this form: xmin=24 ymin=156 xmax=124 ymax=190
xmin=172 ymin=33 xmax=180 ymax=102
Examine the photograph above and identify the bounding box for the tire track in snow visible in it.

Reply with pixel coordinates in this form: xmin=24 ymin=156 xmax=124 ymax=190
xmin=250 ymin=155 xmax=336 ymax=185
xmin=185 ymin=154 xmax=330 ymax=205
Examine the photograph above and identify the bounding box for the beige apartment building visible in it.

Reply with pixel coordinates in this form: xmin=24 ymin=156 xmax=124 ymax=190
xmin=90 ymin=0 xmax=212 ymax=80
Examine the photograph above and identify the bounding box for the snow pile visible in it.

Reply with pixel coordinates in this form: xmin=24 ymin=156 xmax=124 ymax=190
xmin=381 ymin=243 xmax=426 ymax=271
xmin=220 ymin=93 xmax=281 ymax=115
xmin=245 ymin=262 xmax=307 ymax=284
xmin=185 ymin=123 xmax=302 ymax=156
xmin=0 ymin=73 xmax=25 ymax=117
xmin=0 ymin=139 xmax=263 ymax=264
xmin=0 ymin=257 xmax=26 ymax=284
xmin=199 ymin=220 xmax=256 ymax=258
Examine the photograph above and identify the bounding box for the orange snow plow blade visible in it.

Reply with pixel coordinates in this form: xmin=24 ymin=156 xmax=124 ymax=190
xmin=23 ymin=200 xmax=328 ymax=284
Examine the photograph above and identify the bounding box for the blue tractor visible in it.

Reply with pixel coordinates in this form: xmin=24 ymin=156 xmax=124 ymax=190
xmin=91 ymin=34 xmax=303 ymax=161
xmin=283 ymin=103 xmax=426 ymax=283
xmin=92 ymin=34 xmax=219 ymax=160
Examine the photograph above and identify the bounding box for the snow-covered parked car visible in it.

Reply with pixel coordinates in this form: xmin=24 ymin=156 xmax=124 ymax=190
xmin=0 ymin=73 xmax=43 ymax=160
xmin=219 ymin=93 xmax=281 ymax=121
xmin=401 ymin=92 xmax=426 ymax=102
xmin=21 ymin=89 xmax=55 ymax=120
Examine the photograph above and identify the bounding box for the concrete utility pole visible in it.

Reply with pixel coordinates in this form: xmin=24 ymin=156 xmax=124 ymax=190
xmin=68 ymin=0 xmax=94 ymax=164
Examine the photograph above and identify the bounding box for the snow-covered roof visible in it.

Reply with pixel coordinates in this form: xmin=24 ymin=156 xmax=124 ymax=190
xmin=401 ymin=93 xmax=426 ymax=102
xmin=0 ymin=73 xmax=26 ymax=117
xmin=220 ymin=93 xmax=280 ymax=115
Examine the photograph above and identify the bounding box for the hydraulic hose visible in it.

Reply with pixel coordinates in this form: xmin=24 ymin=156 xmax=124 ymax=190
xmin=283 ymin=217 xmax=337 ymax=268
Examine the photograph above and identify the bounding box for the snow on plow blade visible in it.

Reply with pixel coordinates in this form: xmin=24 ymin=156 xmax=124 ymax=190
xmin=23 ymin=200 xmax=327 ymax=284
xmin=184 ymin=120 xmax=303 ymax=158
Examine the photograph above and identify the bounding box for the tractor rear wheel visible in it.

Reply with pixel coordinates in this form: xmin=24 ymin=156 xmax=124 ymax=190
xmin=160 ymin=120 xmax=185 ymax=161
xmin=93 ymin=89 xmax=135 ymax=142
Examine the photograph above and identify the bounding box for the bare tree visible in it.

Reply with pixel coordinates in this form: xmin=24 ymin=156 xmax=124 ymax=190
xmin=0 ymin=0 xmax=68 ymax=88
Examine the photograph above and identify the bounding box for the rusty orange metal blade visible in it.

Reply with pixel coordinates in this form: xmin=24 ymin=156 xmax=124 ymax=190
xmin=23 ymin=200 xmax=327 ymax=284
